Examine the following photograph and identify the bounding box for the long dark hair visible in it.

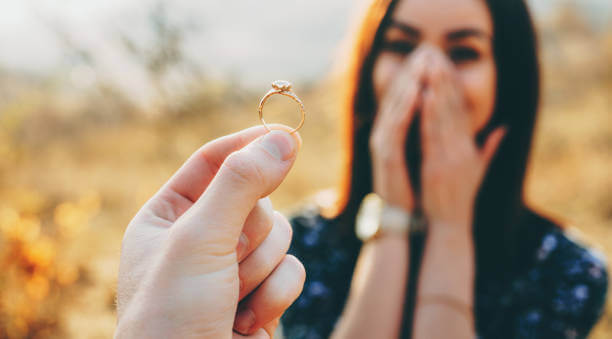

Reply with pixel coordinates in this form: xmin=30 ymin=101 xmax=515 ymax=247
xmin=323 ymin=0 xmax=553 ymax=336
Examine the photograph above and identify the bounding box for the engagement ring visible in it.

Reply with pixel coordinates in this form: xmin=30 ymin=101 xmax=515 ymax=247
xmin=258 ymin=80 xmax=306 ymax=134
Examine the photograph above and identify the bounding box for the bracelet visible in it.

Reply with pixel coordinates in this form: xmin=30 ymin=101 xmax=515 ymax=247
xmin=417 ymin=294 xmax=474 ymax=323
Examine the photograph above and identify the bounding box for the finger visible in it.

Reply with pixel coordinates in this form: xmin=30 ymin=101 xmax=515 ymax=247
xmin=237 ymin=197 xmax=275 ymax=262
xmin=420 ymin=87 xmax=440 ymax=160
xmin=425 ymin=53 xmax=469 ymax=148
xmin=238 ymin=211 xmax=292 ymax=300
xmin=427 ymin=47 xmax=457 ymax=84
xmin=425 ymin=53 xmax=455 ymax=136
xmin=170 ymin=129 xmax=301 ymax=262
xmin=150 ymin=123 xmax=301 ymax=222
xmin=375 ymin=49 xmax=429 ymax=138
xmin=386 ymin=47 xmax=428 ymax=103
xmin=385 ymin=50 xmax=428 ymax=111
xmin=396 ymin=55 xmax=428 ymax=134
xmin=371 ymin=53 xmax=428 ymax=164
xmin=233 ymin=255 xmax=306 ymax=335
xmin=261 ymin=317 xmax=281 ymax=338
xmin=480 ymin=126 xmax=507 ymax=169
xmin=396 ymin=48 xmax=430 ymax=101
xmin=232 ymin=328 xmax=269 ymax=339
xmin=438 ymin=68 xmax=470 ymax=135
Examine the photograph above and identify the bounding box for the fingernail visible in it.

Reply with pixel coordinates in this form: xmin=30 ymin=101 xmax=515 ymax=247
xmin=234 ymin=308 xmax=256 ymax=334
xmin=259 ymin=130 xmax=296 ymax=161
xmin=236 ymin=233 xmax=249 ymax=260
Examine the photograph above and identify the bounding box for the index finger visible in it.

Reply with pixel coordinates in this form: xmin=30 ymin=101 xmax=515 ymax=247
xmin=374 ymin=47 xmax=430 ymax=136
xmin=151 ymin=123 xmax=302 ymax=222
xmin=379 ymin=47 xmax=429 ymax=111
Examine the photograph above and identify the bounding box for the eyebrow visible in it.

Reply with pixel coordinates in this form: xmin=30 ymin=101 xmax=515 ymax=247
xmin=389 ymin=20 xmax=492 ymax=41
xmin=447 ymin=28 xmax=491 ymax=41
xmin=389 ymin=21 xmax=420 ymax=38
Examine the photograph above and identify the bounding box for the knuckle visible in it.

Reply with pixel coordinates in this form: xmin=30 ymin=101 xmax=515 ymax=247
xmin=274 ymin=211 xmax=292 ymax=239
xmin=268 ymin=255 xmax=306 ymax=305
xmin=260 ymin=206 xmax=275 ymax=233
xmin=251 ymin=199 xmax=275 ymax=233
xmin=223 ymin=151 xmax=267 ymax=187
xmin=284 ymin=255 xmax=306 ymax=283
xmin=274 ymin=212 xmax=293 ymax=247
xmin=196 ymin=144 xmax=222 ymax=175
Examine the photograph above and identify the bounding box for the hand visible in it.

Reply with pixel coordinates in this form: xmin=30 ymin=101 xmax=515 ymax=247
xmin=420 ymin=50 xmax=506 ymax=231
xmin=369 ymin=47 xmax=430 ymax=211
xmin=115 ymin=124 xmax=306 ymax=339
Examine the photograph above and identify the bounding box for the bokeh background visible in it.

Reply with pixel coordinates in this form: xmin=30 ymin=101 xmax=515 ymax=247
xmin=0 ymin=0 xmax=610 ymax=338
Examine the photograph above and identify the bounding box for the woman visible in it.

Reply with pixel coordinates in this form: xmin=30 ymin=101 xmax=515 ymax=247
xmin=281 ymin=0 xmax=608 ymax=338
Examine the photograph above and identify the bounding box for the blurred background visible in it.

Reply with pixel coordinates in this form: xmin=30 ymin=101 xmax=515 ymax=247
xmin=0 ymin=0 xmax=610 ymax=338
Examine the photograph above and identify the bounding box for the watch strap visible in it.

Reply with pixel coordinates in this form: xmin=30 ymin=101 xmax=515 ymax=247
xmin=379 ymin=204 xmax=413 ymax=234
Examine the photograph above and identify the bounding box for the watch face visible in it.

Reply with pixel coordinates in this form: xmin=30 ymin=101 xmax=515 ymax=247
xmin=355 ymin=193 xmax=383 ymax=241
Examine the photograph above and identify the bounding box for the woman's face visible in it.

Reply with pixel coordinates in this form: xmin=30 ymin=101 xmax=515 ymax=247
xmin=372 ymin=0 xmax=496 ymax=135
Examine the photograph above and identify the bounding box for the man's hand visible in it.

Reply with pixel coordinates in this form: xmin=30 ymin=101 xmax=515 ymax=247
xmin=115 ymin=124 xmax=305 ymax=339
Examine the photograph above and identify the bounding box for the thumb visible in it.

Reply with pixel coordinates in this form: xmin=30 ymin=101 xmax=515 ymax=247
xmin=171 ymin=129 xmax=300 ymax=259
xmin=480 ymin=126 xmax=507 ymax=171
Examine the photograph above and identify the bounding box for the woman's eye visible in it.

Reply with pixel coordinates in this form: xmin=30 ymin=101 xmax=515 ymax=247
xmin=449 ymin=47 xmax=480 ymax=63
xmin=381 ymin=41 xmax=416 ymax=55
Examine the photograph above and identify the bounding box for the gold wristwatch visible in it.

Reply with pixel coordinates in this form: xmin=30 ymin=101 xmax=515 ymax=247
xmin=355 ymin=193 xmax=426 ymax=242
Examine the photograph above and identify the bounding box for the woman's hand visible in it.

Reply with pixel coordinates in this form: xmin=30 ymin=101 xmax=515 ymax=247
xmin=115 ymin=125 xmax=305 ymax=339
xmin=412 ymin=50 xmax=504 ymax=339
xmin=420 ymin=50 xmax=506 ymax=232
xmin=369 ymin=47 xmax=430 ymax=211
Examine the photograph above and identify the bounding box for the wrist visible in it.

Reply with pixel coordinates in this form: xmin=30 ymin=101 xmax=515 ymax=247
xmin=426 ymin=224 xmax=473 ymax=251
xmin=368 ymin=232 xmax=410 ymax=247
xmin=427 ymin=211 xmax=473 ymax=234
xmin=374 ymin=189 xmax=414 ymax=212
xmin=419 ymin=224 xmax=475 ymax=303
xmin=356 ymin=193 xmax=419 ymax=242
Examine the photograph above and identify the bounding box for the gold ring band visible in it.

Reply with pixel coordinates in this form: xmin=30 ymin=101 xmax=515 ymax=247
xmin=258 ymin=80 xmax=306 ymax=134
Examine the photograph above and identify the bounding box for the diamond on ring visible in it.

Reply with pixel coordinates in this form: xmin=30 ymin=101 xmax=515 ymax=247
xmin=272 ymin=80 xmax=292 ymax=92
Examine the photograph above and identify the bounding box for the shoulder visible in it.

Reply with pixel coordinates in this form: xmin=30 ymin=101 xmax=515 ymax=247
xmin=535 ymin=226 xmax=607 ymax=290
xmin=517 ymin=210 xmax=607 ymax=293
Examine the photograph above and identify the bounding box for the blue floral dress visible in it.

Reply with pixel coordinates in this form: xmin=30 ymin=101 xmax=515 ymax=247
xmin=281 ymin=204 xmax=608 ymax=339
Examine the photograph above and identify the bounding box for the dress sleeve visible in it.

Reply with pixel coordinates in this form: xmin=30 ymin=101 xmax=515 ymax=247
xmin=280 ymin=205 xmax=361 ymax=339
xmin=513 ymin=231 xmax=608 ymax=339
